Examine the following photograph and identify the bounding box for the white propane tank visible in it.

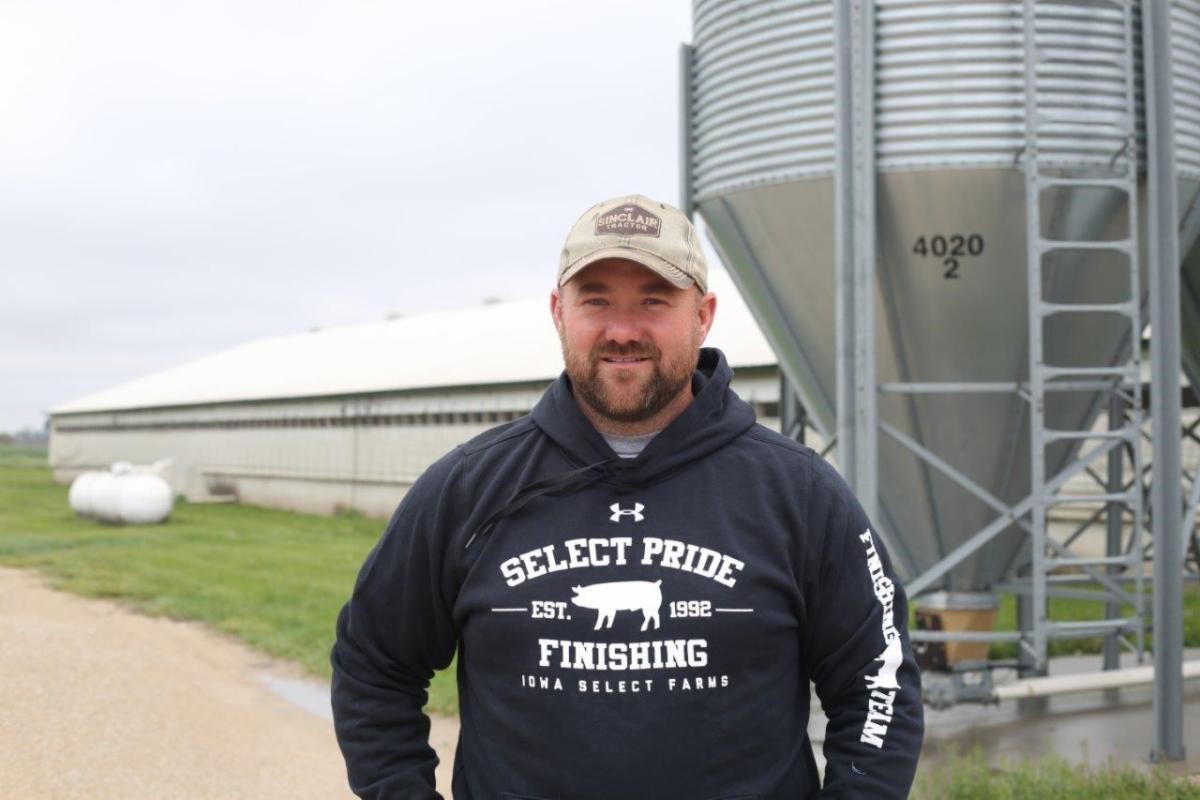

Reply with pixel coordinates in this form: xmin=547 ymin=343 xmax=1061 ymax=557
xmin=68 ymin=471 xmax=101 ymax=516
xmin=70 ymin=462 xmax=175 ymax=525
xmin=91 ymin=471 xmax=122 ymax=523
xmin=116 ymin=473 xmax=174 ymax=524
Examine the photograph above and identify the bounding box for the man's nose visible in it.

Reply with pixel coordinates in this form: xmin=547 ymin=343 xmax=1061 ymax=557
xmin=602 ymin=308 xmax=644 ymax=344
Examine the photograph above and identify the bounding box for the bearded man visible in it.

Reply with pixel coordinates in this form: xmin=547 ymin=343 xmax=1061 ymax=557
xmin=331 ymin=194 xmax=924 ymax=799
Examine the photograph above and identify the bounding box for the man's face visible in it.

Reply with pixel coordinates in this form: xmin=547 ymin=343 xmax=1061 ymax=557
xmin=551 ymin=258 xmax=715 ymax=426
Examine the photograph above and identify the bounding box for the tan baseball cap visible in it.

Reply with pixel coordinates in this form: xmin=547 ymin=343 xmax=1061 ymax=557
xmin=558 ymin=193 xmax=708 ymax=293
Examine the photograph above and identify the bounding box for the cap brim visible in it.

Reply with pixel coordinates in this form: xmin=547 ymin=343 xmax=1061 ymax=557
xmin=558 ymin=246 xmax=697 ymax=291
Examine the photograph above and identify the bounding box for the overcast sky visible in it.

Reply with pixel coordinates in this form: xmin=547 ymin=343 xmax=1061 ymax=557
xmin=0 ymin=0 xmax=717 ymax=433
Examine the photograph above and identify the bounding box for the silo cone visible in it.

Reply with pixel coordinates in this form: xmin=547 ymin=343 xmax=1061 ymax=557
xmin=689 ymin=1 xmax=1200 ymax=593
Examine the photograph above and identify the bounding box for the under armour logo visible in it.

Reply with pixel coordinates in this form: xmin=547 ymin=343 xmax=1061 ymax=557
xmin=609 ymin=502 xmax=644 ymax=522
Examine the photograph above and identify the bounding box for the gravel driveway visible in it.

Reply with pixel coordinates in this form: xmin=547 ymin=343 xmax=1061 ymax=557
xmin=0 ymin=566 xmax=458 ymax=799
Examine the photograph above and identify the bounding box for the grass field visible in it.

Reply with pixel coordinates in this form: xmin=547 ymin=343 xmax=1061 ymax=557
xmin=0 ymin=443 xmax=53 ymax=468
xmin=912 ymin=748 xmax=1200 ymax=798
xmin=3 ymin=446 xmax=1199 ymax=792
xmin=987 ymin=578 xmax=1200 ymax=661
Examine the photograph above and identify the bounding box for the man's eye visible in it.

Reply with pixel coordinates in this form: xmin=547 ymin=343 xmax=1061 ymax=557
xmin=584 ymin=298 xmax=608 ymax=306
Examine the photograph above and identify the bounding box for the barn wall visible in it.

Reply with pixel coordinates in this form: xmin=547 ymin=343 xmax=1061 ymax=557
xmin=50 ymin=369 xmax=781 ymax=519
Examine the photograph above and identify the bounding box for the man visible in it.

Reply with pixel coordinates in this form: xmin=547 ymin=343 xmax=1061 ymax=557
xmin=331 ymin=194 xmax=924 ymax=799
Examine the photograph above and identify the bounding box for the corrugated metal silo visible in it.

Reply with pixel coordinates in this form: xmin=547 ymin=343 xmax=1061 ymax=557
xmin=685 ymin=0 xmax=1200 ymax=601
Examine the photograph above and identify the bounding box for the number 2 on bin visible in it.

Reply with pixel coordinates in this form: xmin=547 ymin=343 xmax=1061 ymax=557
xmin=912 ymin=234 xmax=984 ymax=279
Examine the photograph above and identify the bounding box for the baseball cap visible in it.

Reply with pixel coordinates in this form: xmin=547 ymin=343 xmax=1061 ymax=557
xmin=558 ymin=194 xmax=708 ymax=293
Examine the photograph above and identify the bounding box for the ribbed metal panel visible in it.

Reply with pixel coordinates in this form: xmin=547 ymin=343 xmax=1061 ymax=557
xmin=877 ymin=1 xmax=1137 ymax=169
xmin=691 ymin=1 xmax=1200 ymax=197
xmin=691 ymin=1 xmax=835 ymax=200
xmin=1176 ymin=0 xmax=1200 ymax=177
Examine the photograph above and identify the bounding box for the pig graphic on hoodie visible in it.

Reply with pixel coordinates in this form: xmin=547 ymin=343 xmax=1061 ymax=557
xmin=571 ymin=580 xmax=663 ymax=631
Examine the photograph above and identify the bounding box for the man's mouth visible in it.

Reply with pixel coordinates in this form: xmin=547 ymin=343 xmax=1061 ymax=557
xmin=602 ymin=356 xmax=648 ymax=363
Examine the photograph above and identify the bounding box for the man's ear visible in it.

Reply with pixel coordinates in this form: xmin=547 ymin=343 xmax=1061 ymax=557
xmin=696 ymin=291 xmax=717 ymax=344
xmin=550 ymin=288 xmax=564 ymax=334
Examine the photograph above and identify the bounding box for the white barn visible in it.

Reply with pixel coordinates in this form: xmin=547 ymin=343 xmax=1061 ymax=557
xmin=49 ymin=273 xmax=782 ymax=518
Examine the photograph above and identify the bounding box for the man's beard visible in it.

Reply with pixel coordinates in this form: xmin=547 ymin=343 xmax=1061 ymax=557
xmin=563 ymin=339 xmax=697 ymax=425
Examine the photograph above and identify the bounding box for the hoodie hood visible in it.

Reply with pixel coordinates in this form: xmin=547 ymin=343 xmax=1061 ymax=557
xmin=465 ymin=348 xmax=756 ymax=548
xmin=531 ymin=347 xmax=757 ymax=489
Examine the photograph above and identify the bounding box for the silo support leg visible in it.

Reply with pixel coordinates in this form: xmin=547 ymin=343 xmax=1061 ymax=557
xmin=1144 ymin=0 xmax=1185 ymax=765
xmin=1104 ymin=394 xmax=1126 ymax=672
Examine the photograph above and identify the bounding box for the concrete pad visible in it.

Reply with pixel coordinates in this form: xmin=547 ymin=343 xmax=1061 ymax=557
xmin=920 ymin=650 xmax=1200 ymax=776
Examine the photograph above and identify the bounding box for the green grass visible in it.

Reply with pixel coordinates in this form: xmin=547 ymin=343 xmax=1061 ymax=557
xmin=0 ymin=443 xmax=49 ymax=468
xmin=914 ymin=747 xmax=1200 ymax=799
xmin=907 ymin=573 xmax=1200 ymax=661
xmin=985 ymin=584 xmax=1200 ymax=660
xmin=0 ymin=452 xmax=459 ymax=714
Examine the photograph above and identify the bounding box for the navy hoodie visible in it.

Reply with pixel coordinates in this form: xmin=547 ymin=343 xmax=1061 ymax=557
xmin=331 ymin=348 xmax=923 ymax=799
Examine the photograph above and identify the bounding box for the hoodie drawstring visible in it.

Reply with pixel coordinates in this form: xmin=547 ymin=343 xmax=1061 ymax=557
xmin=464 ymin=457 xmax=619 ymax=549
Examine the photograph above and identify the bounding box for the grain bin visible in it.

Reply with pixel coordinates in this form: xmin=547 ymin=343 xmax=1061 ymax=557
xmin=686 ymin=0 xmax=1200 ymax=594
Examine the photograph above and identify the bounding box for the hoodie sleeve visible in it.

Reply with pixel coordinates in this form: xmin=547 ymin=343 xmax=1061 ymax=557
xmin=330 ymin=451 xmax=464 ymax=800
xmin=801 ymin=468 xmax=924 ymax=799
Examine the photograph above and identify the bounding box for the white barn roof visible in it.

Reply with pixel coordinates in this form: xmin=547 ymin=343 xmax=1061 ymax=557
xmin=51 ymin=271 xmax=778 ymax=415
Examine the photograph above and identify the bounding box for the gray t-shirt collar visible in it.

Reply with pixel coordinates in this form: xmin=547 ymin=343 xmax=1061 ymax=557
xmin=600 ymin=430 xmax=661 ymax=459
